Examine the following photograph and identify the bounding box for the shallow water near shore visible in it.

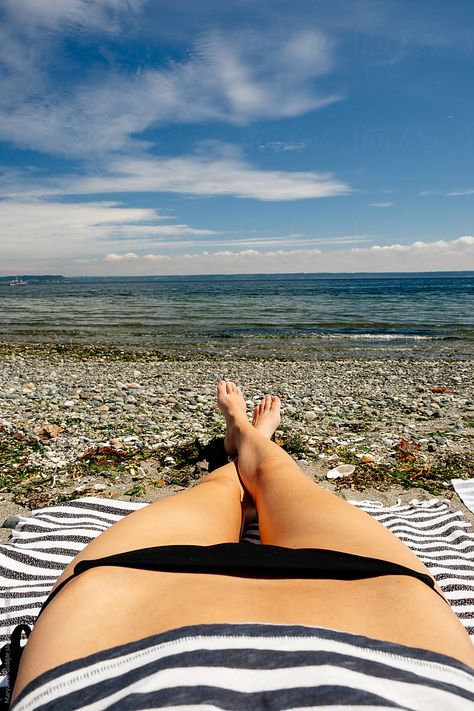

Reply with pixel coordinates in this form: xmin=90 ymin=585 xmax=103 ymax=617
xmin=1 ymin=272 xmax=473 ymax=359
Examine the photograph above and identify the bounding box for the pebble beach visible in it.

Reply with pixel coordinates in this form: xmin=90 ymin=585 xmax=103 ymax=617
xmin=1 ymin=343 xmax=474 ymax=536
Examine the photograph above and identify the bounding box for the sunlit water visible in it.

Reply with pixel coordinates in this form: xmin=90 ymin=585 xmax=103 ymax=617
xmin=0 ymin=273 xmax=473 ymax=358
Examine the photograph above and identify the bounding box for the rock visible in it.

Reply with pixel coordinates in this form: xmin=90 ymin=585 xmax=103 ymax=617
xmin=2 ymin=516 xmax=20 ymax=529
xmin=36 ymin=424 xmax=64 ymax=439
xmin=304 ymin=411 xmax=317 ymax=421
xmin=63 ymin=400 xmax=75 ymax=408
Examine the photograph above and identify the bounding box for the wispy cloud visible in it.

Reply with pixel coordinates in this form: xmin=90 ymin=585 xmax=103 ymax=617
xmin=0 ymin=23 xmax=340 ymax=157
xmin=0 ymin=199 xmax=215 ymax=265
xmin=2 ymin=0 xmax=143 ymax=33
xmin=368 ymin=202 xmax=393 ymax=208
xmin=420 ymin=188 xmax=474 ymax=197
xmin=258 ymin=141 xmax=308 ymax=152
xmin=27 ymin=149 xmax=351 ymax=202
xmin=446 ymin=188 xmax=474 ymax=197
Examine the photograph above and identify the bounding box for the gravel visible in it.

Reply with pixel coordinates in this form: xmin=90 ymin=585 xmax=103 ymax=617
xmin=0 ymin=347 xmax=473 ymax=523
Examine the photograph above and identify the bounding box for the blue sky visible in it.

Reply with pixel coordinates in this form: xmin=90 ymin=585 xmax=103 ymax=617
xmin=1 ymin=0 xmax=473 ymax=275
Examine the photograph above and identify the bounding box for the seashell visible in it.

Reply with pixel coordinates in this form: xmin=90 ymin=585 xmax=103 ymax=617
xmin=326 ymin=464 xmax=356 ymax=479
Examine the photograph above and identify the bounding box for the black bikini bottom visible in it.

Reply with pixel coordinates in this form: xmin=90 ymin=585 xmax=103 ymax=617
xmin=39 ymin=542 xmax=447 ymax=616
xmin=2 ymin=543 xmax=446 ymax=702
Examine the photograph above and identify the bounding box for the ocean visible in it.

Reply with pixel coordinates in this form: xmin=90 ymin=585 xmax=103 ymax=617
xmin=0 ymin=272 xmax=473 ymax=359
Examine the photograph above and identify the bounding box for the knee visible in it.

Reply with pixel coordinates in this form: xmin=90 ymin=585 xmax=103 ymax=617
xmin=199 ymin=472 xmax=243 ymax=498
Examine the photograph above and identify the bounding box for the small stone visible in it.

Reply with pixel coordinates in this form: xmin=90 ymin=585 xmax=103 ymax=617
xmin=304 ymin=411 xmax=317 ymax=421
xmin=98 ymin=405 xmax=109 ymax=413
xmin=63 ymin=400 xmax=75 ymax=408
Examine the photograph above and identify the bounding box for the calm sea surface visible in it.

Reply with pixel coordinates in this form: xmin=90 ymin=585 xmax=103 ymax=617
xmin=1 ymin=273 xmax=473 ymax=358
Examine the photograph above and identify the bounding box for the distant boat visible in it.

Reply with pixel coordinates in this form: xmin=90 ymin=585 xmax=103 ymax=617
xmin=9 ymin=277 xmax=27 ymax=286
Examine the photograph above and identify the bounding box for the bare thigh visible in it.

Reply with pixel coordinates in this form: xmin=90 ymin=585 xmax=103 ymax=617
xmin=14 ymin=564 xmax=474 ymax=697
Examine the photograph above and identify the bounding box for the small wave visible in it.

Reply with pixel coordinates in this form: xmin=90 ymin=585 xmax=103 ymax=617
xmin=319 ymin=333 xmax=435 ymax=341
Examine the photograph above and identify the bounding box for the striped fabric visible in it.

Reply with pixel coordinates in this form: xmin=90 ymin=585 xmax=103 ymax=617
xmin=11 ymin=623 xmax=474 ymax=710
xmin=452 ymin=479 xmax=474 ymax=515
xmin=1 ymin=495 xmax=474 ymax=705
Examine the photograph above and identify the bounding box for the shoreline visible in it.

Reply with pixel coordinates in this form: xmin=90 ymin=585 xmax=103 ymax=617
xmin=1 ymin=342 xmax=473 ymax=538
xmin=1 ymin=338 xmax=474 ymax=362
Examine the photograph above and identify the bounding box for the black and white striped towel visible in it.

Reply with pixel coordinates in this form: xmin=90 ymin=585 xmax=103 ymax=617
xmin=1 ymin=495 xmax=473 ymax=655
xmin=453 ymin=479 xmax=474 ymax=515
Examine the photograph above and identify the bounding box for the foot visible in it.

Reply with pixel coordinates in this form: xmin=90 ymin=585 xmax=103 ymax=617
xmin=217 ymin=380 xmax=249 ymax=456
xmin=252 ymin=395 xmax=281 ymax=439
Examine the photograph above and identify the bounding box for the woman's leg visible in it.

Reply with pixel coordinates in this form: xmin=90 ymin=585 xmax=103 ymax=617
xmin=218 ymin=380 xmax=474 ymax=666
xmin=13 ymin=460 xmax=245 ymax=696
xmin=219 ymin=380 xmax=434 ymax=569
xmin=51 ymin=460 xmax=244 ymax=590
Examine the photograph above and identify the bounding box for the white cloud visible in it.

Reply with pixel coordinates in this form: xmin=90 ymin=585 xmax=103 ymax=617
xmin=258 ymin=142 xmax=308 ymax=153
xmin=65 ymin=235 xmax=474 ymax=276
xmin=368 ymin=202 xmax=393 ymax=208
xmin=44 ymin=151 xmax=351 ymax=201
xmin=107 ymin=224 xmax=217 ymax=238
xmin=420 ymin=188 xmax=474 ymax=197
xmin=2 ymin=0 xmax=142 ymax=32
xmin=0 ymin=199 xmax=214 ymax=265
xmin=446 ymin=188 xmax=474 ymax=197
xmin=0 ymin=27 xmax=340 ymax=157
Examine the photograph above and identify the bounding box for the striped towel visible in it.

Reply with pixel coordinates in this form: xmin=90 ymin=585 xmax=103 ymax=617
xmin=453 ymin=479 xmax=474 ymax=514
xmin=1 ymin=495 xmax=473 ymax=656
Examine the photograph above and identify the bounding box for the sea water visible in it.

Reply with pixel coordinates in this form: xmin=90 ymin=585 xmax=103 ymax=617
xmin=0 ymin=272 xmax=473 ymax=358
